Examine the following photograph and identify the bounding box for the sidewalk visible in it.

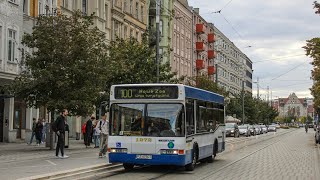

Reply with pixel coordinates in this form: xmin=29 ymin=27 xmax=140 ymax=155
xmin=0 ymin=138 xmax=109 ymax=180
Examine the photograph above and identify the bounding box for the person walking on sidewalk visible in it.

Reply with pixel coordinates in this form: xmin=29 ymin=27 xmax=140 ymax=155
xmin=55 ymin=109 xmax=69 ymax=158
xmin=41 ymin=119 xmax=47 ymax=144
xmin=98 ymin=113 xmax=109 ymax=158
xmin=35 ymin=118 xmax=43 ymax=146
xmin=93 ymin=118 xmax=101 ymax=148
xmin=85 ymin=116 xmax=94 ymax=147
xmin=28 ymin=118 xmax=37 ymax=145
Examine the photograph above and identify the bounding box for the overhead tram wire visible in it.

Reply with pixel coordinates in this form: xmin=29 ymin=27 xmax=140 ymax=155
xmin=254 ymin=54 xmax=306 ymax=63
xmin=220 ymin=0 xmax=235 ymax=11
xmin=271 ymin=61 xmax=308 ymax=81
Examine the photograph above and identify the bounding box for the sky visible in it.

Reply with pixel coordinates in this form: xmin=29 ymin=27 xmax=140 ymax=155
xmin=188 ymin=0 xmax=319 ymax=99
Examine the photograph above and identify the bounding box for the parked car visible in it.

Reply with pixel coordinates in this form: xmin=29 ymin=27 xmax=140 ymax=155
xmin=275 ymin=124 xmax=281 ymax=129
xmin=248 ymin=125 xmax=256 ymax=136
xmin=239 ymin=125 xmax=251 ymax=137
xmin=268 ymin=125 xmax=277 ymax=132
xmin=261 ymin=125 xmax=268 ymax=133
xmin=254 ymin=125 xmax=261 ymax=135
xmin=225 ymin=123 xmax=240 ymax=137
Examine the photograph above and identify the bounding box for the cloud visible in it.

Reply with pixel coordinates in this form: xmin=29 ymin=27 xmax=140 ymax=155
xmin=189 ymin=0 xmax=318 ymax=98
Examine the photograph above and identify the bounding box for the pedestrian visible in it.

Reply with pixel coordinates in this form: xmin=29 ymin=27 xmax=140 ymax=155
xmin=27 ymin=118 xmax=37 ymax=145
xmin=41 ymin=119 xmax=46 ymax=144
xmin=94 ymin=118 xmax=101 ymax=148
xmin=55 ymin=109 xmax=69 ymax=158
xmin=35 ymin=118 xmax=43 ymax=146
xmin=97 ymin=113 xmax=109 ymax=158
xmin=82 ymin=122 xmax=87 ymax=145
xmin=85 ymin=116 xmax=94 ymax=147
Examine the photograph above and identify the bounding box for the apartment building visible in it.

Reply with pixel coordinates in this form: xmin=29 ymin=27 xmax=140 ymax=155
xmin=172 ymin=0 xmax=192 ymax=78
xmin=119 ymin=0 xmax=148 ymax=40
xmin=149 ymin=0 xmax=174 ymax=65
xmin=193 ymin=8 xmax=216 ymax=79
xmin=213 ymin=26 xmax=253 ymax=94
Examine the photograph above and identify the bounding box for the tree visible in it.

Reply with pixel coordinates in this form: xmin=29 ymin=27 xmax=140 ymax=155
xmin=10 ymin=11 xmax=108 ymax=116
xmin=104 ymin=36 xmax=177 ymax=95
xmin=304 ymin=1 xmax=320 ymax=114
xmin=184 ymin=75 xmax=228 ymax=97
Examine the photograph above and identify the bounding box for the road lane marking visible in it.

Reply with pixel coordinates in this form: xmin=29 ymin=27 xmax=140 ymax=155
xmin=46 ymin=160 xmax=56 ymax=166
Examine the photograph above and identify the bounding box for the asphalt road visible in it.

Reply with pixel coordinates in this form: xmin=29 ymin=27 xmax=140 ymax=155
xmin=87 ymin=128 xmax=320 ymax=180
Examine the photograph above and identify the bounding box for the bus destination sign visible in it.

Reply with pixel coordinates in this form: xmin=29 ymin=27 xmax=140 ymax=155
xmin=114 ymin=86 xmax=179 ymax=99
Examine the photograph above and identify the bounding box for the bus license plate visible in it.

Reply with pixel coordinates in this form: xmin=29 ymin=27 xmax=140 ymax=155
xmin=136 ymin=155 xmax=152 ymax=159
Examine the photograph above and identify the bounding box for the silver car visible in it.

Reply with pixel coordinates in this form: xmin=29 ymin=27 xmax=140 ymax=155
xmin=268 ymin=125 xmax=277 ymax=132
xmin=261 ymin=125 xmax=268 ymax=134
xmin=238 ymin=125 xmax=251 ymax=137
xmin=254 ymin=125 xmax=261 ymax=135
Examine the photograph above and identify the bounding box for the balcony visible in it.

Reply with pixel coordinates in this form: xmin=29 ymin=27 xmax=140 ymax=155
xmin=196 ymin=42 xmax=206 ymax=52
xmin=208 ymin=33 xmax=215 ymax=43
xmin=208 ymin=66 xmax=215 ymax=75
xmin=196 ymin=59 xmax=205 ymax=70
xmin=208 ymin=50 xmax=217 ymax=59
xmin=196 ymin=24 xmax=206 ymax=34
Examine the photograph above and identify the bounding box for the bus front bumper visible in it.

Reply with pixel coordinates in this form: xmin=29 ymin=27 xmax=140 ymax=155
xmin=109 ymin=153 xmax=188 ymax=166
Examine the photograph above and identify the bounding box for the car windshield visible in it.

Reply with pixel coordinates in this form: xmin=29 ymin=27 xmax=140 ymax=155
xmin=110 ymin=103 xmax=185 ymax=137
xmin=226 ymin=124 xmax=234 ymax=128
xmin=239 ymin=126 xmax=247 ymax=129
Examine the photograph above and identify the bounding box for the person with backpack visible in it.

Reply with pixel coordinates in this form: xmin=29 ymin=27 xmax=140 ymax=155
xmin=97 ymin=113 xmax=109 ymax=158
xmin=54 ymin=109 xmax=69 ymax=158
xmin=35 ymin=118 xmax=43 ymax=146
xmin=94 ymin=118 xmax=101 ymax=148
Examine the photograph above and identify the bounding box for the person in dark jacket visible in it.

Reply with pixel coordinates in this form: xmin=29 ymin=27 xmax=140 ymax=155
xmin=55 ymin=109 xmax=69 ymax=158
xmin=35 ymin=118 xmax=43 ymax=146
xmin=27 ymin=118 xmax=37 ymax=145
xmin=85 ymin=116 xmax=94 ymax=147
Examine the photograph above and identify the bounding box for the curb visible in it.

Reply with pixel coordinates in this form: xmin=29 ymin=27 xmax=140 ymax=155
xmin=17 ymin=163 xmax=118 ymax=180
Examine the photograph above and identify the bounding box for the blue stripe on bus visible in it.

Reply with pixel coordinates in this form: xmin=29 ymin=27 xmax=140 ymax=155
xmin=184 ymin=86 xmax=224 ymax=104
xmin=109 ymin=153 xmax=188 ymax=166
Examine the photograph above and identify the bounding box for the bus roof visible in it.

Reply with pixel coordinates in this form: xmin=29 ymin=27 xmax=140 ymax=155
xmin=111 ymin=84 xmax=224 ymax=104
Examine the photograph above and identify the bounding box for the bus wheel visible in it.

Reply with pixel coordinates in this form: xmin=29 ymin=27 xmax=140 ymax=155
xmin=123 ymin=163 xmax=134 ymax=170
xmin=185 ymin=146 xmax=197 ymax=171
xmin=207 ymin=141 xmax=218 ymax=163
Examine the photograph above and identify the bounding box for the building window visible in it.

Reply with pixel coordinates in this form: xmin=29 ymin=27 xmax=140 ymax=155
xmin=141 ymin=5 xmax=144 ymax=22
xmin=82 ymin=0 xmax=87 ymax=14
xmin=124 ymin=26 xmax=127 ymax=38
xmin=124 ymin=0 xmax=127 ymax=12
xmin=135 ymin=2 xmax=139 ymax=18
xmin=136 ymin=32 xmax=139 ymax=40
xmin=99 ymin=0 xmax=104 ymax=18
xmin=130 ymin=29 xmax=133 ymax=37
xmin=39 ymin=2 xmax=42 ymax=15
xmin=159 ymin=20 xmax=163 ymax=36
xmin=8 ymin=29 xmax=16 ymax=62
xmin=23 ymin=0 xmax=28 ymax=14
xmin=105 ymin=4 xmax=108 ymax=22
xmin=130 ymin=0 xmax=133 ymax=14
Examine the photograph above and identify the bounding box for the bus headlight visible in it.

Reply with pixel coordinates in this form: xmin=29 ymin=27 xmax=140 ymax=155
xmin=108 ymin=148 xmax=128 ymax=153
xmin=160 ymin=149 xmax=184 ymax=155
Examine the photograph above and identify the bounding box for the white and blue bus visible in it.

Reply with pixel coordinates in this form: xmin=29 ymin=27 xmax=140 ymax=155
xmin=108 ymin=84 xmax=225 ymax=171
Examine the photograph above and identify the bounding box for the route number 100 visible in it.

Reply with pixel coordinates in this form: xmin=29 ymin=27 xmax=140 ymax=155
xmin=121 ymin=89 xmax=133 ymax=98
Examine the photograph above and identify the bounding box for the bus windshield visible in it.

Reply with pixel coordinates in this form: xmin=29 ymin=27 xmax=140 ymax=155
xmin=110 ymin=103 xmax=185 ymax=137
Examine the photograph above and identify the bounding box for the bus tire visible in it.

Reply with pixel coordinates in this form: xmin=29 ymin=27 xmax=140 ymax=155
xmin=123 ymin=163 xmax=134 ymax=170
xmin=185 ymin=145 xmax=198 ymax=171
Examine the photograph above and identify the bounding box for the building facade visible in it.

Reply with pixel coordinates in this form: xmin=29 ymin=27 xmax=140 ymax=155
xmin=112 ymin=0 xmax=148 ymax=41
xmin=277 ymin=93 xmax=309 ymax=118
xmin=193 ymin=9 xmax=216 ymax=79
xmin=172 ymin=0 xmax=192 ymax=78
xmin=213 ymin=26 xmax=253 ymax=94
xmin=149 ymin=0 xmax=174 ymax=65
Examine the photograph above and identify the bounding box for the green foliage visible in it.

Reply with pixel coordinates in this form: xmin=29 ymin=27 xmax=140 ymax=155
xmin=184 ymin=75 xmax=229 ymax=97
xmin=226 ymin=94 xmax=279 ymax=124
xmin=10 ymin=11 xmax=108 ymax=116
xmin=104 ymin=36 xmax=177 ymax=95
xmin=304 ymin=2 xmax=320 ymax=113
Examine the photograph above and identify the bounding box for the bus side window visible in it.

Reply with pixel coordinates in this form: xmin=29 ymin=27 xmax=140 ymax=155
xmin=186 ymin=100 xmax=194 ymax=135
